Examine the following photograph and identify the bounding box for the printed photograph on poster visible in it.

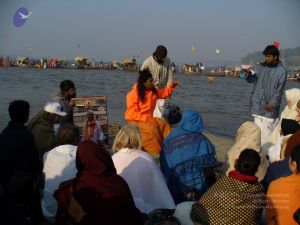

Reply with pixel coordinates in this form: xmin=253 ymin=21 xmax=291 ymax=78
xmin=72 ymin=96 xmax=108 ymax=144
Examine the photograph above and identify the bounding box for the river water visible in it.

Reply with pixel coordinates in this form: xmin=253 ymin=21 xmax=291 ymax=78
xmin=0 ymin=67 xmax=298 ymax=138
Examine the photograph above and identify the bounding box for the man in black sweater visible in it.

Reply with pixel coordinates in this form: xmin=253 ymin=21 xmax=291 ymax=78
xmin=0 ymin=100 xmax=44 ymax=224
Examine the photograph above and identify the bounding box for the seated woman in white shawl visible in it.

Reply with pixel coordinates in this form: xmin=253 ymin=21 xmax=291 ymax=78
xmin=225 ymin=121 xmax=269 ymax=181
xmin=264 ymin=118 xmax=300 ymax=162
xmin=270 ymin=88 xmax=300 ymax=144
xmin=112 ymin=124 xmax=175 ymax=214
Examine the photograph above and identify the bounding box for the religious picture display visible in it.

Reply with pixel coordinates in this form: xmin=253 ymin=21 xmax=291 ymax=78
xmin=72 ymin=96 xmax=108 ymax=143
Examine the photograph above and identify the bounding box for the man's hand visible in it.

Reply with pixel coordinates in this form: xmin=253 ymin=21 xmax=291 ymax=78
xmin=265 ymin=104 xmax=273 ymax=112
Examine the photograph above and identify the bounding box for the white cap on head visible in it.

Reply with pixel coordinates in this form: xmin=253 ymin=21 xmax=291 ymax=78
xmin=44 ymin=102 xmax=67 ymax=116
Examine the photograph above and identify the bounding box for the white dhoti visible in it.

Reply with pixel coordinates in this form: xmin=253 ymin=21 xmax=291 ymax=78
xmin=253 ymin=115 xmax=279 ymax=146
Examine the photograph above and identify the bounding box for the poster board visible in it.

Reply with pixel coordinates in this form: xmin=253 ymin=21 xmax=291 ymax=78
xmin=72 ymin=96 xmax=108 ymax=143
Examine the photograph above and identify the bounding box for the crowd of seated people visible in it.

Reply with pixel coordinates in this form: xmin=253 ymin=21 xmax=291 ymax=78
xmin=0 ymin=73 xmax=299 ymax=225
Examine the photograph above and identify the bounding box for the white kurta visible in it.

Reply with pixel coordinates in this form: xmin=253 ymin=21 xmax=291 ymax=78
xmin=253 ymin=114 xmax=278 ymax=146
xmin=140 ymin=56 xmax=173 ymax=88
xmin=112 ymin=148 xmax=175 ymax=213
xmin=141 ymin=56 xmax=174 ymax=118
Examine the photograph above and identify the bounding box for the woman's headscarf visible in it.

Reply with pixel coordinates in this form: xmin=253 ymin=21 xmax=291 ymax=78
xmin=180 ymin=109 xmax=204 ymax=133
xmin=270 ymin=88 xmax=300 ymax=143
xmin=163 ymin=110 xmax=219 ymax=169
xmin=226 ymin=122 xmax=269 ymax=181
xmin=55 ymin=141 xmax=144 ymax=225
xmin=75 ymin=140 xmax=133 ymax=199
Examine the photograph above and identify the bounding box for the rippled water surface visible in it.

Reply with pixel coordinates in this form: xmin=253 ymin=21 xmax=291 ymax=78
xmin=0 ymin=68 xmax=298 ymax=137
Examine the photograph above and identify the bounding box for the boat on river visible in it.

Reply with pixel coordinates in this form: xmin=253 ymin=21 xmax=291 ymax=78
xmin=182 ymin=70 xmax=226 ymax=76
xmin=181 ymin=64 xmax=227 ymax=76
xmin=286 ymin=77 xmax=300 ymax=82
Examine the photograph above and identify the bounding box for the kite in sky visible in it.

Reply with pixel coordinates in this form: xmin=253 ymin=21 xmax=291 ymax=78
xmin=13 ymin=7 xmax=32 ymax=27
xmin=192 ymin=45 xmax=196 ymax=53
xmin=215 ymin=48 xmax=221 ymax=54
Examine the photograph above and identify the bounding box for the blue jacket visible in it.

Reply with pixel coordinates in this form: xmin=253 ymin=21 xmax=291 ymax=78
xmin=261 ymin=158 xmax=290 ymax=192
xmin=160 ymin=110 xmax=219 ymax=204
xmin=246 ymin=61 xmax=286 ymax=118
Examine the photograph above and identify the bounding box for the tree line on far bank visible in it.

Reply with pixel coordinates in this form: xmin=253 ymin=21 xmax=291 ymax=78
xmin=241 ymin=46 xmax=300 ymax=67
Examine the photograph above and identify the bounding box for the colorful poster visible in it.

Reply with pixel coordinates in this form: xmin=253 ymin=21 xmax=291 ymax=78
xmin=72 ymin=96 xmax=108 ymax=143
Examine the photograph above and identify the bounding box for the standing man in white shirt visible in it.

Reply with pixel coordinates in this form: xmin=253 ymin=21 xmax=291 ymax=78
xmin=41 ymin=123 xmax=79 ymax=223
xmin=140 ymin=45 xmax=174 ymax=118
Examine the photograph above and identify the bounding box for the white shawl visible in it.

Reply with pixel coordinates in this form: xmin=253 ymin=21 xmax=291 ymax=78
xmin=270 ymin=88 xmax=300 ymax=144
xmin=225 ymin=121 xmax=269 ymax=181
xmin=112 ymin=148 xmax=175 ymax=213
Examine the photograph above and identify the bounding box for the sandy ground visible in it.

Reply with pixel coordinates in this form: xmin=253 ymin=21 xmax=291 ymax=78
xmin=109 ymin=132 xmax=234 ymax=162
xmin=203 ymin=132 xmax=234 ymax=162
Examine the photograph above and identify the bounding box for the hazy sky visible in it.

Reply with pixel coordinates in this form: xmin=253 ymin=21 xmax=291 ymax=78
xmin=1 ymin=0 xmax=300 ymax=65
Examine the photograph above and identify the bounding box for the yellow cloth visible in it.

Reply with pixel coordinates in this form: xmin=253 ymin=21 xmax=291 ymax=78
xmin=267 ymin=174 xmax=300 ymax=225
xmin=128 ymin=118 xmax=171 ymax=156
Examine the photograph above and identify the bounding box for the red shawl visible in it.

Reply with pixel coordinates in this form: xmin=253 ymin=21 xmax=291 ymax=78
xmin=75 ymin=141 xmax=131 ymax=198
xmin=228 ymin=170 xmax=258 ymax=183
xmin=55 ymin=141 xmax=144 ymax=225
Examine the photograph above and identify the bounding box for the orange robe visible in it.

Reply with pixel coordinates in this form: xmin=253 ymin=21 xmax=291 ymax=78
xmin=266 ymin=174 xmax=300 ymax=225
xmin=125 ymin=84 xmax=175 ymax=155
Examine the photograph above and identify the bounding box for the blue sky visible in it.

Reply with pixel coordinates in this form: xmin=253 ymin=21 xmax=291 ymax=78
xmin=1 ymin=0 xmax=300 ymax=65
